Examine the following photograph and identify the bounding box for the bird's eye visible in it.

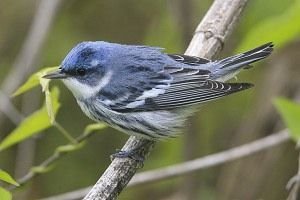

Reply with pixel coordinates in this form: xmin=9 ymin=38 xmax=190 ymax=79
xmin=76 ymin=68 xmax=86 ymax=76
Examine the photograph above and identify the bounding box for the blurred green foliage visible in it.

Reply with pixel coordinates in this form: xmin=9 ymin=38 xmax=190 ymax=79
xmin=0 ymin=169 xmax=18 ymax=200
xmin=236 ymin=0 xmax=300 ymax=52
xmin=0 ymin=169 xmax=19 ymax=186
xmin=12 ymin=67 xmax=59 ymax=97
xmin=0 ymin=87 xmax=60 ymax=151
xmin=0 ymin=187 xmax=11 ymax=200
xmin=275 ymin=98 xmax=300 ymax=141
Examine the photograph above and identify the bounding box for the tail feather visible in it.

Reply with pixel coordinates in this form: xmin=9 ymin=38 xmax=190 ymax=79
xmin=218 ymin=42 xmax=274 ymax=69
xmin=211 ymin=42 xmax=274 ymax=81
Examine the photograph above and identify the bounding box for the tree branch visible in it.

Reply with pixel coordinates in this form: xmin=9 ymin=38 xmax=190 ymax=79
xmin=0 ymin=90 xmax=24 ymax=124
xmin=83 ymin=0 xmax=249 ymax=199
xmin=39 ymin=130 xmax=290 ymax=200
xmin=129 ymin=130 xmax=290 ymax=186
xmin=287 ymin=147 xmax=300 ymax=200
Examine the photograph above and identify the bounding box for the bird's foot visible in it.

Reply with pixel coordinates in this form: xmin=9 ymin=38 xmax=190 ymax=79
xmin=110 ymin=148 xmax=144 ymax=162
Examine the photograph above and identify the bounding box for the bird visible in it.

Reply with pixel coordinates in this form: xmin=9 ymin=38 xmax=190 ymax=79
xmin=43 ymin=41 xmax=273 ymax=158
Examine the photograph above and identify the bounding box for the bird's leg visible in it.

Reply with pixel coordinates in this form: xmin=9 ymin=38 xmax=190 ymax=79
xmin=110 ymin=144 xmax=144 ymax=162
xmin=110 ymin=139 xmax=154 ymax=162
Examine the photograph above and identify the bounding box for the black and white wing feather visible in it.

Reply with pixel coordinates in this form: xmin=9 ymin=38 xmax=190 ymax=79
xmin=109 ymin=66 xmax=252 ymax=113
xmin=104 ymin=43 xmax=273 ymax=113
xmin=167 ymin=54 xmax=211 ymax=66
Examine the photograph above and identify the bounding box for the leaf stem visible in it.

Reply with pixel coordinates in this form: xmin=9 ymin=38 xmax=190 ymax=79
xmin=6 ymin=124 xmax=104 ymax=191
xmin=53 ymin=121 xmax=77 ymax=144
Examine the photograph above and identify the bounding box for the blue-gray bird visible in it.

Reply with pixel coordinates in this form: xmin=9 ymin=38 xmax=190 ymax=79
xmin=43 ymin=41 xmax=273 ymax=155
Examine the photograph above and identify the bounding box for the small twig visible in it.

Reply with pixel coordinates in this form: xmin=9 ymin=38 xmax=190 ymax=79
xmin=53 ymin=121 xmax=78 ymax=144
xmin=287 ymin=147 xmax=300 ymax=200
xmin=7 ymin=126 xmax=98 ymax=191
xmin=39 ymin=130 xmax=290 ymax=200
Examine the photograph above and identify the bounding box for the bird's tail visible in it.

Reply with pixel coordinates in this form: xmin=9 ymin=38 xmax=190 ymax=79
xmin=210 ymin=42 xmax=274 ymax=81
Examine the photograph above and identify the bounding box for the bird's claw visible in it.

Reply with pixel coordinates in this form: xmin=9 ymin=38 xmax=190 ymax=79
xmin=110 ymin=149 xmax=144 ymax=162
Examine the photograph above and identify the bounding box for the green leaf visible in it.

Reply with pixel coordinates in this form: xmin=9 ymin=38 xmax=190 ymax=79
xmin=0 ymin=187 xmax=12 ymax=200
xmin=274 ymin=98 xmax=300 ymax=140
xmin=0 ymin=87 xmax=60 ymax=151
xmin=83 ymin=123 xmax=107 ymax=136
xmin=236 ymin=0 xmax=300 ymax=52
xmin=31 ymin=165 xmax=54 ymax=174
xmin=45 ymin=86 xmax=60 ymax=124
xmin=55 ymin=142 xmax=85 ymax=154
xmin=12 ymin=66 xmax=59 ymax=97
xmin=0 ymin=169 xmax=19 ymax=186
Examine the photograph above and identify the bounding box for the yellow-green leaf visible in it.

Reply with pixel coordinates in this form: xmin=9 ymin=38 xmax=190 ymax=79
xmin=0 ymin=87 xmax=60 ymax=151
xmin=84 ymin=123 xmax=107 ymax=136
xmin=0 ymin=169 xmax=19 ymax=186
xmin=274 ymin=98 xmax=300 ymax=141
xmin=0 ymin=187 xmax=12 ymax=200
xmin=236 ymin=0 xmax=300 ymax=52
xmin=45 ymin=87 xmax=60 ymax=124
xmin=55 ymin=142 xmax=85 ymax=154
xmin=31 ymin=165 xmax=54 ymax=174
xmin=12 ymin=66 xmax=59 ymax=97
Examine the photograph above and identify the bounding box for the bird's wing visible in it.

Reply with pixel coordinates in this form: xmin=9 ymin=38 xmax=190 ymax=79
xmin=108 ymin=66 xmax=253 ymax=113
xmin=167 ymin=54 xmax=211 ymax=65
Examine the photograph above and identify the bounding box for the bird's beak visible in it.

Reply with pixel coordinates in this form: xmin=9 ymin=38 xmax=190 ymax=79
xmin=43 ymin=69 xmax=68 ymax=79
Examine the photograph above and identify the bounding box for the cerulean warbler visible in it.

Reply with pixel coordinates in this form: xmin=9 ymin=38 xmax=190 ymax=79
xmin=43 ymin=41 xmax=273 ymax=151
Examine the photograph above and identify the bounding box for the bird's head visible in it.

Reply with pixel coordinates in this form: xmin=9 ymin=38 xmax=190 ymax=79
xmin=43 ymin=41 xmax=114 ymax=100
